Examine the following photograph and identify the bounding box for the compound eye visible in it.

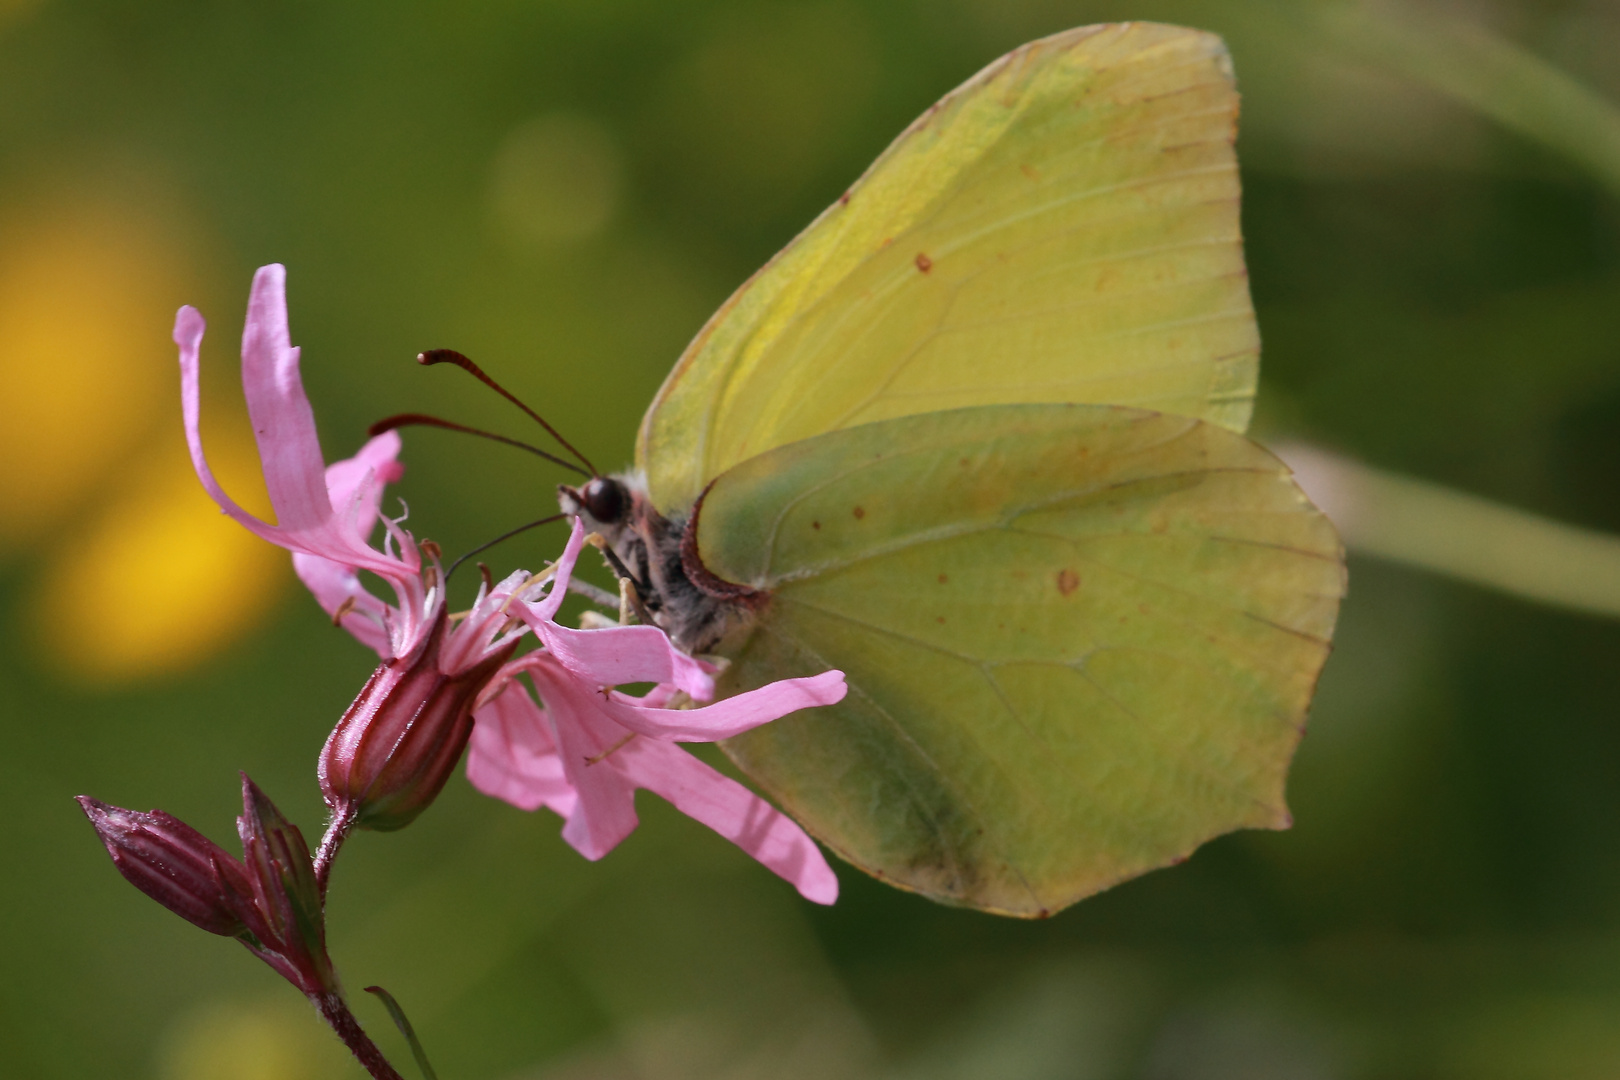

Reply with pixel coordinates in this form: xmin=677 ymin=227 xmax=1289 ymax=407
xmin=580 ymin=477 xmax=628 ymax=524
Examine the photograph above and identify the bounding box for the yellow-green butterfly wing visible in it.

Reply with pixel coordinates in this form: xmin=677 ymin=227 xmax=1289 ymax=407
xmin=622 ymin=22 xmax=1344 ymax=914
xmin=639 ymin=22 xmax=1258 ymax=516
xmin=696 ymin=405 xmax=1343 ymax=915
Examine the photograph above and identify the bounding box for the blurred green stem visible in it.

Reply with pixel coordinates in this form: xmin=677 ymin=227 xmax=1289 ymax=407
xmin=1277 ymin=442 xmax=1620 ymax=619
xmin=1308 ymin=0 xmax=1620 ymax=197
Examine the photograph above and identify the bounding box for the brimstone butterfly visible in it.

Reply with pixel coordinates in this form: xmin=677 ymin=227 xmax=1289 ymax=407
xmin=559 ymin=22 xmax=1345 ymax=917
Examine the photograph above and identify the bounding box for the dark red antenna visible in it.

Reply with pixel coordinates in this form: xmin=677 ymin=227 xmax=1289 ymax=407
xmin=368 ymin=413 xmax=590 ymax=478
xmin=417 ymin=349 xmax=598 ymax=477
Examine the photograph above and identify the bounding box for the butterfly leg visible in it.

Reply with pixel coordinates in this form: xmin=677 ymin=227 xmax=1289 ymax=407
xmin=618 ymin=577 xmax=652 ymax=627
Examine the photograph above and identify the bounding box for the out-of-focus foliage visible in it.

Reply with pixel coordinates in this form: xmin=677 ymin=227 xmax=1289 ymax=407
xmin=3 ymin=1 xmax=1620 ymax=1077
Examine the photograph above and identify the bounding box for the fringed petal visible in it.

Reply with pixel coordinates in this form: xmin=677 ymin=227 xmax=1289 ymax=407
xmin=467 ymin=683 xmax=578 ymax=818
xmin=539 ymin=621 xmax=714 ymax=701
xmin=527 ymin=660 xmax=640 ymax=860
xmin=606 ymin=670 xmax=845 ymax=742
xmin=323 ymin=431 xmax=404 ymax=541
xmin=292 ymin=552 xmax=393 ymax=658
xmin=522 ymin=518 xmax=587 ymax=622
xmin=175 ymin=267 xmax=417 ymax=585
xmin=614 ymin=738 xmax=837 ymax=904
xmin=239 ymin=264 xmax=334 ymax=536
xmin=176 ymin=304 xmax=287 ymax=545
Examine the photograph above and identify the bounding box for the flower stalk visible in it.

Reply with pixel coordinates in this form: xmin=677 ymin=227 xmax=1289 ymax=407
xmin=312 ymin=992 xmax=406 ymax=1080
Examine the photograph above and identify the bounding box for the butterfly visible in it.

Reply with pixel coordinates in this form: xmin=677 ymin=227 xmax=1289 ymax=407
xmin=556 ymin=22 xmax=1345 ymax=917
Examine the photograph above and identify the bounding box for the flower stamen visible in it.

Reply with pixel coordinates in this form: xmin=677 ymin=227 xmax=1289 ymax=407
xmin=585 ymin=733 xmax=636 ymax=766
xmin=443 ymin=513 xmax=566 ymax=583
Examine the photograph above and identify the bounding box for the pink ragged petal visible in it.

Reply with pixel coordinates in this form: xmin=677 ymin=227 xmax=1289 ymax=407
xmin=525 ymin=660 xmax=640 ymax=860
xmin=523 ymin=518 xmax=587 ymax=622
xmin=481 ymin=648 xmax=844 ymax=901
xmin=614 ymin=738 xmax=838 ymax=904
xmin=284 ymin=430 xmax=409 ymax=657
xmin=437 ymin=570 xmax=533 ymax=675
xmin=613 ymin=683 xmax=683 ymax=709
xmin=606 ymin=670 xmax=846 ymax=742
xmin=323 ymin=431 xmax=404 ymax=542
xmin=538 ymin=621 xmax=714 ymax=701
xmin=291 ymin=552 xmax=393 ymax=658
xmin=176 ymin=304 xmax=291 ymax=546
xmin=467 ymin=685 xmax=578 ymax=818
xmin=239 ymin=265 xmax=340 ymax=537
xmin=175 ymin=274 xmax=415 ymax=584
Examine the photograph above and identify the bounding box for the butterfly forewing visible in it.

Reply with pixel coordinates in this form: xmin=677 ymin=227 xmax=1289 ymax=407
xmin=639 ymin=22 xmax=1257 ymax=516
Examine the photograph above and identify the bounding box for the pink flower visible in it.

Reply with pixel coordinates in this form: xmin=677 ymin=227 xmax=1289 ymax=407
xmin=469 ymin=521 xmax=847 ymax=904
xmin=176 ymin=264 xmax=531 ymax=829
xmin=178 ymin=264 xmax=849 ymax=892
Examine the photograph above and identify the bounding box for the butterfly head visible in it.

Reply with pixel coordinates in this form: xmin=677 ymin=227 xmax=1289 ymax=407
xmin=557 ymin=472 xmax=640 ymax=537
xmin=558 ymin=470 xmax=653 ymax=599
xmin=575 ymin=476 xmax=629 ymax=526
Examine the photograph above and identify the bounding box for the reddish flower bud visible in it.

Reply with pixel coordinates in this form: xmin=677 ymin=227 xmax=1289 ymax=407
xmin=79 ymin=780 xmax=343 ymax=999
xmin=77 ymin=796 xmax=256 ymax=937
xmin=320 ymin=608 xmax=517 ymax=831
xmin=236 ymin=774 xmax=337 ymax=996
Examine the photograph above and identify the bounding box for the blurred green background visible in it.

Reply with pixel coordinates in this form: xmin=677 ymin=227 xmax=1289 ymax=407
xmin=5 ymin=0 xmax=1620 ymax=1076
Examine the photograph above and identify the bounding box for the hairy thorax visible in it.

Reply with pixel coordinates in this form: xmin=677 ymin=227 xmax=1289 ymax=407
xmin=558 ymin=470 xmax=763 ymax=657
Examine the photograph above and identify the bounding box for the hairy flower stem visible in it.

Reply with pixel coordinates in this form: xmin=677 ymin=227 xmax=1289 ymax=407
xmin=313 ymin=991 xmax=404 ymax=1080
xmin=313 ymin=808 xmax=354 ymax=900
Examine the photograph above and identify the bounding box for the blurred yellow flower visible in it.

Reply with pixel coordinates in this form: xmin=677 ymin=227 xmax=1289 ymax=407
xmin=30 ymin=408 xmax=288 ymax=684
xmin=0 ymin=199 xmax=186 ymax=552
xmin=159 ymin=997 xmax=353 ymax=1080
xmin=0 ymin=0 xmax=43 ymax=30
xmin=1 ymin=192 xmax=294 ymax=682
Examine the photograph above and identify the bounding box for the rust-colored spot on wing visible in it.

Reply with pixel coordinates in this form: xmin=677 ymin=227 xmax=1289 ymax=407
xmin=1056 ymin=569 xmax=1080 ymax=597
xmin=853 ymin=506 xmax=866 ymax=520
xmin=811 ymin=520 xmax=821 ymax=531
xmin=915 ymin=252 xmax=933 ymax=273
xmin=937 ymin=573 xmax=948 ymax=584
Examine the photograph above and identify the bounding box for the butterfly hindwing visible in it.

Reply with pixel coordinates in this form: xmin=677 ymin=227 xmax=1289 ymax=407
xmin=697 ymin=404 xmax=1343 ymax=915
xmin=639 ymin=22 xmax=1258 ymax=516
